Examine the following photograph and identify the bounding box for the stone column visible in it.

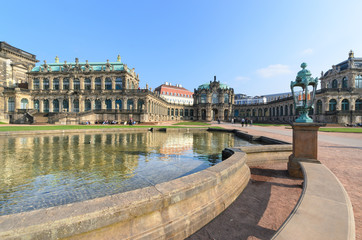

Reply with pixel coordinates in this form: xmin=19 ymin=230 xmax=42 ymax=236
xmin=288 ymin=123 xmax=326 ymax=178
xmin=39 ymin=99 xmax=44 ymax=112
xmin=49 ymin=77 xmax=53 ymax=90
xmin=68 ymin=98 xmax=73 ymax=112
xmin=101 ymin=77 xmax=105 ymax=90
xmin=101 ymin=98 xmax=106 ymax=110
xmin=59 ymin=78 xmax=64 ymax=90
xmin=29 ymin=77 xmax=33 ymax=90
xmin=59 ymin=98 xmax=63 ymax=112
xmin=49 ymin=98 xmax=54 ymax=112
xmin=69 ymin=78 xmax=74 ymax=90
xmin=39 ymin=78 xmax=43 ymax=90
xmin=91 ymin=77 xmax=95 ymax=90
xmin=111 ymin=77 xmax=116 ymax=90
xmin=122 ymin=97 xmax=128 ymax=110
xmin=80 ymin=77 xmax=85 ymax=90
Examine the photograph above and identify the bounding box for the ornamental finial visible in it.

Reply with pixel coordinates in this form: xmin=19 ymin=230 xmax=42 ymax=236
xmin=117 ymin=55 xmax=121 ymax=62
xmin=55 ymin=56 xmax=59 ymax=63
xmin=349 ymin=50 xmax=354 ymax=59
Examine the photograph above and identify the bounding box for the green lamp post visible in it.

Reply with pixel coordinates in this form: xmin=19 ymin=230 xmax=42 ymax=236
xmin=291 ymin=62 xmax=318 ymax=123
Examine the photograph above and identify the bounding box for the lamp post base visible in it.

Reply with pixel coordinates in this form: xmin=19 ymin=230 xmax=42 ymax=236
xmin=288 ymin=122 xmax=325 ymax=178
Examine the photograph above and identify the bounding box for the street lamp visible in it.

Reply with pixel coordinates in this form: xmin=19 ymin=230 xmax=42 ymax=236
xmin=290 ymin=62 xmax=318 ymax=123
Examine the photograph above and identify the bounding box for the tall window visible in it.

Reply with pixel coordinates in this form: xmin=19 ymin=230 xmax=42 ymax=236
xmin=8 ymin=97 xmax=15 ymax=112
xmin=355 ymin=75 xmax=362 ymax=88
xmin=74 ymin=78 xmax=80 ymax=90
xmin=138 ymin=99 xmax=144 ymax=110
xmin=341 ymin=99 xmax=349 ymax=111
xmin=53 ymin=78 xmax=59 ymax=90
xmin=20 ymin=98 xmax=28 ymax=109
xmin=329 ymin=99 xmax=337 ymax=111
xmin=106 ymin=99 xmax=112 ymax=110
xmin=175 ymin=109 xmax=179 ymax=116
xmin=127 ymin=99 xmax=133 ymax=110
xmin=199 ymin=93 xmax=206 ymax=104
xmin=63 ymin=78 xmax=69 ymax=90
xmin=342 ymin=77 xmax=348 ymax=89
xmin=332 ymin=79 xmax=338 ymax=89
xmin=224 ymin=94 xmax=229 ymax=103
xmin=190 ymin=109 xmax=194 ymax=116
xmin=285 ymin=105 xmax=288 ymax=116
xmin=115 ymin=77 xmax=122 ymax=89
xmin=105 ymin=78 xmax=112 ymax=90
xmin=53 ymin=99 xmax=59 ymax=112
xmin=73 ymin=99 xmax=79 ymax=112
xmin=84 ymin=78 xmax=91 ymax=90
xmin=85 ymin=99 xmax=91 ymax=111
xmin=33 ymin=78 xmax=39 ymax=90
xmin=316 ymin=100 xmax=322 ymax=114
xmin=171 ymin=109 xmax=174 ymax=116
xmin=63 ymin=99 xmax=69 ymax=112
xmin=180 ymin=109 xmax=183 ymax=116
xmin=34 ymin=100 xmax=39 ymax=111
xmin=234 ymin=109 xmax=239 ymax=117
xmin=43 ymin=99 xmax=49 ymax=113
xmin=95 ymin=78 xmax=101 ymax=90
xmin=356 ymin=99 xmax=362 ymax=111
xmin=116 ymin=99 xmax=122 ymax=110
xmin=43 ymin=78 xmax=49 ymax=90
xmin=95 ymin=99 xmax=101 ymax=110
xmin=212 ymin=93 xmax=218 ymax=104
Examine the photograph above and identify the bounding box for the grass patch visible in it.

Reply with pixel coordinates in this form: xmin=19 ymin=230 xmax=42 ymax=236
xmin=319 ymin=128 xmax=362 ymax=133
xmin=0 ymin=122 xmax=7 ymax=124
xmin=0 ymin=125 xmax=211 ymax=132
xmin=173 ymin=121 xmax=211 ymax=126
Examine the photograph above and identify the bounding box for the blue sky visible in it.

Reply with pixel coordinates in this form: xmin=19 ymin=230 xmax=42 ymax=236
xmin=2 ymin=0 xmax=362 ymax=96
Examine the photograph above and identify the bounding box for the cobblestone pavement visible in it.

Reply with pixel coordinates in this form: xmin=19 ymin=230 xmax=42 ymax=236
xmin=189 ymin=123 xmax=362 ymax=240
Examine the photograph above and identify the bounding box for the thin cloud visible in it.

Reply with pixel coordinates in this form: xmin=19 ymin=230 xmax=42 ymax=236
xmin=301 ymin=48 xmax=314 ymax=56
xmin=257 ymin=64 xmax=292 ymax=78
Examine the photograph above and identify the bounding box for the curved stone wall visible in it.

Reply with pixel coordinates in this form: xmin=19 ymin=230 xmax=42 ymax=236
xmin=0 ymin=145 xmax=250 ymax=240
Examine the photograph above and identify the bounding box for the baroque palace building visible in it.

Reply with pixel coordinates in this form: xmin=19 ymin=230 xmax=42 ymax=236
xmin=0 ymin=42 xmax=361 ymax=125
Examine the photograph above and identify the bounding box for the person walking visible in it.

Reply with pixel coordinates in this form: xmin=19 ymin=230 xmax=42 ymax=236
xmin=241 ymin=118 xmax=245 ymax=127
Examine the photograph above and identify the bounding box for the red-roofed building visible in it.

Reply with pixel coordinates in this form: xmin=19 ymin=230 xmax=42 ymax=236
xmin=155 ymin=82 xmax=194 ymax=105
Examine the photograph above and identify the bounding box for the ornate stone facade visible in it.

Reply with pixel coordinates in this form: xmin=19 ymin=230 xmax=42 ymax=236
xmin=193 ymin=76 xmax=234 ymax=121
xmin=232 ymin=51 xmax=362 ymax=125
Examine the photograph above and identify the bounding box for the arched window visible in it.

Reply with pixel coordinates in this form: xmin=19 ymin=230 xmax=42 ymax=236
xmin=252 ymin=109 xmax=256 ymax=117
xmin=212 ymin=93 xmax=218 ymax=104
xmin=329 ymin=99 xmax=337 ymax=111
xmin=95 ymin=99 xmax=101 ymax=110
xmin=53 ymin=78 xmax=59 ymax=90
xmin=332 ymin=79 xmax=338 ymax=89
xmin=316 ymin=100 xmax=322 ymax=115
xmin=105 ymin=78 xmax=112 ymax=90
xmin=168 ymin=108 xmax=170 ymax=115
xmin=264 ymin=108 xmax=268 ymax=117
xmin=127 ymin=99 xmax=133 ymax=110
xmin=73 ymin=99 xmax=79 ymax=112
xmin=355 ymin=75 xmax=362 ymax=88
xmin=276 ymin=107 xmax=279 ymax=116
xmin=74 ymin=78 xmax=80 ymax=90
xmin=20 ymin=98 xmax=28 ymax=109
xmin=356 ymin=99 xmax=362 ymax=111
xmin=258 ymin=109 xmax=262 ymax=116
xmin=200 ymin=94 xmax=207 ymax=103
xmin=180 ymin=109 xmax=183 ymax=116
xmin=234 ymin=109 xmax=239 ymax=117
xmin=43 ymin=99 xmax=49 ymax=113
xmin=175 ymin=109 xmax=179 ymax=116
xmin=285 ymin=105 xmax=288 ymax=116
xmin=95 ymin=78 xmax=101 ymax=90
xmin=85 ymin=99 xmax=91 ymax=111
xmin=116 ymin=99 xmax=122 ymax=110
xmin=33 ymin=78 xmax=39 ymax=90
xmin=63 ymin=78 xmax=69 ymax=90
xmin=190 ymin=109 xmax=194 ymax=116
xmin=63 ymin=99 xmax=69 ymax=112
xmin=290 ymin=104 xmax=293 ymax=116
xmin=185 ymin=109 xmax=189 ymax=116
xmin=224 ymin=94 xmax=229 ymax=104
xmin=8 ymin=97 xmax=15 ymax=112
xmin=342 ymin=77 xmax=348 ymax=89
xmin=105 ymin=99 xmax=112 ymax=110
xmin=84 ymin=78 xmax=91 ymax=90
xmin=53 ymin=99 xmax=59 ymax=112
xmin=280 ymin=106 xmax=283 ymax=116
xmin=273 ymin=107 xmax=276 ymax=116
xmin=34 ymin=100 xmax=39 ymax=111
xmin=138 ymin=99 xmax=144 ymax=110
xmin=43 ymin=78 xmax=49 ymax=90
xmin=341 ymin=99 xmax=349 ymax=111
xmin=171 ymin=108 xmax=174 ymax=116
xmin=115 ymin=77 xmax=122 ymax=90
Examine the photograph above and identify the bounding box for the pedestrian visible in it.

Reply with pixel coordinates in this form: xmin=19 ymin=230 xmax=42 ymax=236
xmin=245 ymin=118 xmax=248 ymax=127
xmin=241 ymin=118 xmax=245 ymax=127
xmin=250 ymin=119 xmax=253 ymax=126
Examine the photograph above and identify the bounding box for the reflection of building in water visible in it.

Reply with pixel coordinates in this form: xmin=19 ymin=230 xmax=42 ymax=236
xmin=158 ymin=133 xmax=193 ymax=155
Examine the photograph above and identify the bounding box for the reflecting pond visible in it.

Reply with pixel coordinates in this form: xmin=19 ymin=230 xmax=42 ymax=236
xmin=0 ymin=131 xmax=259 ymax=216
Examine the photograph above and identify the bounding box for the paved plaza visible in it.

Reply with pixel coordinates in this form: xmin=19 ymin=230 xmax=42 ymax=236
xmin=189 ymin=123 xmax=361 ymax=239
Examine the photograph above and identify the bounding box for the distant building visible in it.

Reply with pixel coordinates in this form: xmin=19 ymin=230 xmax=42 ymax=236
xmin=234 ymin=94 xmax=267 ymax=105
xmin=154 ymin=82 xmax=194 ymax=105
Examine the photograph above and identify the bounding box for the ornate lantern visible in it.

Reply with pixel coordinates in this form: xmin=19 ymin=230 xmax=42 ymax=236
xmin=291 ymin=63 xmax=318 ymax=123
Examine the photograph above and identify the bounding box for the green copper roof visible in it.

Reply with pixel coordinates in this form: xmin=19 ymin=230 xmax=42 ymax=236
xmin=198 ymin=82 xmax=230 ymax=90
xmin=31 ymin=61 xmax=129 ymax=72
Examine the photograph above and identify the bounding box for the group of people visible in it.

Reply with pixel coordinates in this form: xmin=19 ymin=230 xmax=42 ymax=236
xmin=241 ymin=118 xmax=252 ymax=127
